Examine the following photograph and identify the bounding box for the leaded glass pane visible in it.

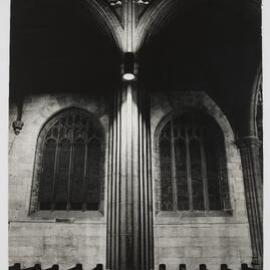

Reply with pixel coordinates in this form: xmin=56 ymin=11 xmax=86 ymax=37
xmin=36 ymin=108 xmax=104 ymax=212
xmin=86 ymin=138 xmax=102 ymax=210
xmin=70 ymin=139 xmax=85 ymax=210
xmin=204 ymin=138 xmax=222 ymax=210
xmin=175 ymin=138 xmax=188 ymax=210
xmin=54 ymin=139 xmax=70 ymax=210
xmin=160 ymin=122 xmax=173 ymax=211
xmin=190 ymin=139 xmax=204 ymax=210
xmin=39 ymin=139 xmax=56 ymax=210
xmin=159 ymin=112 xmax=230 ymax=213
xmin=218 ymin=146 xmax=231 ymax=210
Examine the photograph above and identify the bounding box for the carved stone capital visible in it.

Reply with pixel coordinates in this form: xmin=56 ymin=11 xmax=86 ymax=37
xmin=108 ymin=0 xmax=122 ymax=7
xmin=108 ymin=0 xmax=151 ymax=7
xmin=237 ymin=136 xmax=262 ymax=151
xmin=135 ymin=0 xmax=151 ymax=5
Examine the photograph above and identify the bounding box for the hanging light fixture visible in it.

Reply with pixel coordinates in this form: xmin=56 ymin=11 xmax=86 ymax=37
xmin=122 ymin=52 xmax=136 ymax=81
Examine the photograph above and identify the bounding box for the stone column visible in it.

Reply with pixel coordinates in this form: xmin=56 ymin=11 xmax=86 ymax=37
xmin=238 ymin=136 xmax=263 ymax=269
xmin=106 ymin=82 xmax=154 ymax=270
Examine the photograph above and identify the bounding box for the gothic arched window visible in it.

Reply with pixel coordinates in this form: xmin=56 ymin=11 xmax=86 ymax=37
xmin=159 ymin=112 xmax=231 ymax=212
xmin=34 ymin=108 xmax=104 ymax=212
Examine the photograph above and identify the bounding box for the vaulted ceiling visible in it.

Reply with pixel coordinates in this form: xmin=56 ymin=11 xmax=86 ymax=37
xmin=10 ymin=0 xmax=261 ymax=135
xmin=139 ymin=0 xmax=262 ymax=135
xmin=9 ymin=0 xmax=121 ymax=98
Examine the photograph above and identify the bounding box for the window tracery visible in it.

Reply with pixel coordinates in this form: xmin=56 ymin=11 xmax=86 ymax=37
xmin=35 ymin=108 xmax=104 ymax=211
xmin=159 ymin=112 xmax=230 ymax=212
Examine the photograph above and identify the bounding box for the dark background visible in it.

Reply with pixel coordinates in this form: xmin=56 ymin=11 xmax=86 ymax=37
xmin=10 ymin=0 xmax=262 ymax=135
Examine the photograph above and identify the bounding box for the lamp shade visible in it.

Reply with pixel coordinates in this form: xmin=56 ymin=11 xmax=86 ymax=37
xmin=122 ymin=52 xmax=136 ymax=81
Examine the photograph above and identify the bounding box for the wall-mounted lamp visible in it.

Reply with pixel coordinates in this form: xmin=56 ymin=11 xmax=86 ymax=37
xmin=12 ymin=96 xmax=24 ymax=135
xmin=12 ymin=120 xmax=24 ymax=135
xmin=122 ymin=52 xmax=136 ymax=81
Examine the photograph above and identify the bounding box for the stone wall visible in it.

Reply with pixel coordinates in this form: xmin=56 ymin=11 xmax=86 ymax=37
xmin=150 ymin=91 xmax=252 ymax=270
xmin=9 ymin=91 xmax=253 ymax=270
xmin=9 ymin=94 xmax=110 ymax=269
xmin=9 ymin=222 xmax=106 ymax=269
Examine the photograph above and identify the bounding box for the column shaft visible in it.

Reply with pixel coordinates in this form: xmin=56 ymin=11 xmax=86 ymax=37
xmin=238 ymin=136 xmax=263 ymax=269
xmin=107 ymin=84 xmax=154 ymax=270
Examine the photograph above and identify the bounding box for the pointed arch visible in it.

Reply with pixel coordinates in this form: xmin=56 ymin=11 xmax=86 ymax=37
xmin=249 ymin=62 xmax=262 ymax=138
xmin=135 ymin=0 xmax=178 ymax=51
xmin=84 ymin=0 xmax=124 ymax=50
xmin=151 ymin=91 xmax=247 ymax=217
xmin=136 ymin=0 xmax=261 ymax=52
xmin=29 ymin=107 xmax=105 ymax=214
xmin=157 ymin=110 xmax=231 ymax=212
